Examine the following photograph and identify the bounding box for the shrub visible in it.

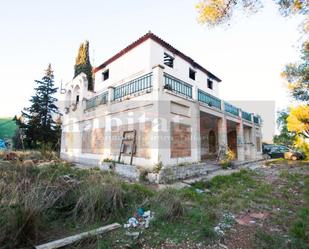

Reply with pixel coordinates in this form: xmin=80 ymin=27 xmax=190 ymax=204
xmin=73 ymin=174 xmax=124 ymax=224
xmin=220 ymin=148 xmax=236 ymax=169
xmin=156 ymin=188 xmax=185 ymax=222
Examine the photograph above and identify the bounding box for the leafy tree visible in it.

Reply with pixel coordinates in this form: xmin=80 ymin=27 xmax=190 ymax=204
xmin=74 ymin=41 xmax=93 ymax=91
xmin=196 ymin=0 xmax=308 ymax=26
xmin=282 ymin=42 xmax=309 ymax=103
xmin=273 ymin=110 xmax=296 ymax=146
xmin=21 ymin=64 xmax=60 ymax=149
xmin=287 ymin=105 xmax=309 ymax=138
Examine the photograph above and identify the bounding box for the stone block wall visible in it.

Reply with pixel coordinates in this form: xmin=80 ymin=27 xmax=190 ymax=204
xmin=170 ymin=122 xmax=191 ymax=158
xmin=110 ymin=122 xmax=152 ymax=159
xmin=82 ymin=128 xmax=105 ymax=154
xmin=157 ymin=163 xmax=216 ymax=183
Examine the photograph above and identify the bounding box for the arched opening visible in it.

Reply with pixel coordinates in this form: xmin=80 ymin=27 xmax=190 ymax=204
xmin=227 ymin=130 xmax=237 ymax=158
xmin=73 ymin=85 xmax=80 ymax=105
xmin=66 ymin=90 xmax=72 ymax=109
xmin=209 ymin=130 xmax=216 ymax=153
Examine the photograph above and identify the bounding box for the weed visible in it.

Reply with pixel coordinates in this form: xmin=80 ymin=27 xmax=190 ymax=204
xmin=156 ymin=188 xmax=185 ymax=222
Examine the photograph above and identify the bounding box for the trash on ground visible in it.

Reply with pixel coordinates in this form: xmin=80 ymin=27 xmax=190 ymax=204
xmin=214 ymin=213 xmax=235 ymax=236
xmin=124 ymin=208 xmax=154 ymax=229
xmin=195 ymin=188 xmax=204 ymax=194
xmin=125 ymin=231 xmax=140 ymax=240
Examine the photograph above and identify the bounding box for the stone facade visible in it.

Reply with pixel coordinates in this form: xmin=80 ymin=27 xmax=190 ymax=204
xmin=60 ymin=32 xmax=263 ymax=177
xmin=82 ymin=128 xmax=104 ymax=154
xmin=170 ymin=122 xmax=191 ymax=158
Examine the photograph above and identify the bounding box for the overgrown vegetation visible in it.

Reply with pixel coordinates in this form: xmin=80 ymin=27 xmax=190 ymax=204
xmin=16 ymin=64 xmax=61 ymax=151
xmin=0 ymin=156 xmax=308 ymax=248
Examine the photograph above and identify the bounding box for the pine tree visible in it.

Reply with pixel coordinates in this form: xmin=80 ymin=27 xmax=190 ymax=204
xmin=74 ymin=40 xmax=94 ymax=91
xmin=21 ymin=64 xmax=59 ymax=149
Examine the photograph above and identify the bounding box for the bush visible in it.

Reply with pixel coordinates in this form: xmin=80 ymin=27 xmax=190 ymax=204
xmin=73 ymin=174 xmax=124 ymax=224
xmin=156 ymin=188 xmax=185 ymax=222
xmin=220 ymin=148 xmax=236 ymax=169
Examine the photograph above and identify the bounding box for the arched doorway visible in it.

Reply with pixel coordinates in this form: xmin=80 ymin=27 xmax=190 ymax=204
xmin=209 ymin=130 xmax=216 ymax=153
xmin=227 ymin=130 xmax=237 ymax=157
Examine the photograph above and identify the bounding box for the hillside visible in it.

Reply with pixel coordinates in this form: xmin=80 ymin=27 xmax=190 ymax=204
xmin=0 ymin=118 xmax=17 ymax=139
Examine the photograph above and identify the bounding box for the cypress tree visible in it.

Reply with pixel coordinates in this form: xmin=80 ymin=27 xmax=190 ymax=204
xmin=21 ymin=64 xmax=59 ymax=149
xmin=74 ymin=41 xmax=94 ymax=91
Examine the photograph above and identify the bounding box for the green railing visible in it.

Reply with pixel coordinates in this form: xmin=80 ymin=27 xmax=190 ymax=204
xmin=164 ymin=73 xmax=192 ymax=99
xmin=254 ymin=116 xmax=259 ymax=125
xmin=242 ymin=111 xmax=252 ymax=122
xmin=224 ymin=102 xmax=239 ymax=116
xmin=85 ymin=91 xmax=108 ymax=110
xmin=114 ymin=73 xmax=152 ymax=100
xmin=198 ymin=89 xmax=221 ymax=109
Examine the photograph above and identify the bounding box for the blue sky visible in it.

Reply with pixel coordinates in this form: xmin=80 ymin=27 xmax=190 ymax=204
xmin=0 ymin=0 xmax=304 ymax=118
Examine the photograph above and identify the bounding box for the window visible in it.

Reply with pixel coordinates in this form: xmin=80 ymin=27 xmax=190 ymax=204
xmin=207 ymin=79 xmax=213 ymax=89
xmin=102 ymin=69 xmax=109 ymax=81
xmin=189 ymin=68 xmax=196 ymax=80
xmin=76 ymin=95 xmax=80 ymax=104
xmin=164 ymin=53 xmax=174 ymax=68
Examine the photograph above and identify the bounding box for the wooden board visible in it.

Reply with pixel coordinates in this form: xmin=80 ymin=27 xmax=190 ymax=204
xmin=35 ymin=223 xmax=121 ymax=249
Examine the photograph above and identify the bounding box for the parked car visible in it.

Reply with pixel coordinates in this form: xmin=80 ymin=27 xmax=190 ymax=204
xmin=266 ymin=145 xmax=305 ymax=160
xmin=262 ymin=143 xmax=276 ymax=155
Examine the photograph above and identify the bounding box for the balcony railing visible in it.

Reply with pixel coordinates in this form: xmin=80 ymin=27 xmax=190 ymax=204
xmin=114 ymin=73 xmax=152 ymax=100
xmin=198 ymin=89 xmax=221 ymax=109
xmin=85 ymin=91 xmax=108 ymax=110
xmin=224 ymin=102 xmax=239 ymax=116
xmin=254 ymin=116 xmax=259 ymax=125
xmin=242 ymin=111 xmax=252 ymax=122
xmin=164 ymin=73 xmax=193 ymax=99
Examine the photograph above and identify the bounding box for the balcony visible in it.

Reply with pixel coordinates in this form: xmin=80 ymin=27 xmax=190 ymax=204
xmin=254 ymin=116 xmax=260 ymax=125
xmin=198 ymin=89 xmax=221 ymax=109
xmin=224 ymin=102 xmax=239 ymax=116
xmin=164 ymin=73 xmax=193 ymax=99
xmin=85 ymin=91 xmax=108 ymax=110
xmin=242 ymin=111 xmax=252 ymax=122
xmin=114 ymin=73 xmax=152 ymax=100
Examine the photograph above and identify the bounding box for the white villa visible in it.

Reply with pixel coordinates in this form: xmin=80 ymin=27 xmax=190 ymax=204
xmin=61 ymin=32 xmax=262 ymax=174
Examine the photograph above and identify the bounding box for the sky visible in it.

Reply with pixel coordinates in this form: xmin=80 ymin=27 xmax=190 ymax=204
xmin=0 ymin=0 xmax=304 ymax=136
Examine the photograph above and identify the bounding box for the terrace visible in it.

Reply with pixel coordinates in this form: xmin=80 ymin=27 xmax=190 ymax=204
xmin=83 ymin=71 xmax=260 ymax=125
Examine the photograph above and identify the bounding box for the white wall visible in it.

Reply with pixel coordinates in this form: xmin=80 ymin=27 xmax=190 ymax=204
xmin=94 ymin=39 xmax=152 ymax=92
xmin=149 ymin=40 xmax=220 ymax=97
xmin=93 ymin=38 xmax=221 ymax=98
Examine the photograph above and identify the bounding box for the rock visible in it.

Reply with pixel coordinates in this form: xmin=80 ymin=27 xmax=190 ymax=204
xmin=249 ymin=212 xmax=270 ymax=219
xmin=218 ymin=243 xmax=229 ymax=249
xmin=4 ymin=152 xmax=19 ymax=161
xmin=125 ymin=231 xmax=140 ymax=240
xmin=22 ymin=160 xmax=35 ymax=167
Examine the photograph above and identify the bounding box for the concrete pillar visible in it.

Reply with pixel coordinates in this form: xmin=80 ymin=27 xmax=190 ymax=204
xmin=250 ymin=113 xmax=257 ymax=160
xmin=107 ymin=86 xmax=115 ymax=103
xmin=192 ymin=85 xmax=199 ymax=101
xmin=236 ymin=121 xmax=245 ymax=161
xmin=192 ymin=102 xmax=201 ymax=162
xmin=217 ymin=116 xmax=228 ymax=158
xmin=191 ymin=85 xmax=201 ymax=161
xmin=150 ymin=64 xmax=166 ymax=166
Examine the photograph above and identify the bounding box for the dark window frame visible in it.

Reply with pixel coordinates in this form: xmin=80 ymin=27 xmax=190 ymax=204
xmin=207 ymin=78 xmax=213 ymax=90
xmin=102 ymin=69 xmax=109 ymax=81
xmin=189 ymin=68 xmax=196 ymax=80
xmin=164 ymin=53 xmax=174 ymax=68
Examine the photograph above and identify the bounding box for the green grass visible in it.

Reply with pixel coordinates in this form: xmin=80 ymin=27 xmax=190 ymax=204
xmin=0 ymin=118 xmax=17 ymax=139
xmin=1 ymin=157 xmax=308 ymax=249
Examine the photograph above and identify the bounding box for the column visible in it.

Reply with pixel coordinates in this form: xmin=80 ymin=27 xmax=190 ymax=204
xmin=236 ymin=121 xmax=245 ymax=161
xmin=250 ymin=113 xmax=257 ymax=160
xmin=192 ymin=85 xmax=201 ymax=161
xmin=150 ymin=64 xmax=166 ymax=166
xmin=217 ymin=116 xmax=228 ymax=159
xmin=107 ymin=86 xmax=115 ymax=103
